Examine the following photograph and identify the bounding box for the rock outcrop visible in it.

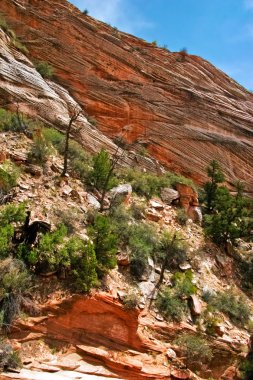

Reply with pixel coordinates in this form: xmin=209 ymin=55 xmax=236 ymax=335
xmin=1 ymin=0 xmax=253 ymax=190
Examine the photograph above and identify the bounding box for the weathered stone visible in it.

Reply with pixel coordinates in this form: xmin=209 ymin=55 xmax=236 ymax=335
xmin=1 ymin=0 xmax=253 ymax=189
xmin=149 ymin=198 xmax=164 ymax=210
xmin=146 ymin=209 xmax=162 ymax=222
xmin=86 ymin=193 xmax=100 ymax=209
xmin=160 ymin=188 xmax=179 ymax=205
xmin=179 ymin=263 xmax=192 ymax=271
xmin=166 ymin=348 xmax=177 ymax=360
xmin=188 ymin=295 xmax=202 ymax=316
xmin=109 ymin=184 xmax=132 ymax=205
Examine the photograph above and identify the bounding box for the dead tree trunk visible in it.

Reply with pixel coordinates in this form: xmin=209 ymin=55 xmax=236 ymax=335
xmin=61 ymin=107 xmax=82 ymax=177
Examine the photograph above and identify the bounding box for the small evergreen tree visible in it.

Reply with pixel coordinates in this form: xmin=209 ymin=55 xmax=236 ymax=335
xmin=88 ymin=214 xmax=117 ymax=276
xmin=204 ymin=182 xmax=252 ymax=247
xmin=204 ymin=160 xmax=225 ymax=213
xmin=68 ymin=239 xmax=98 ymax=292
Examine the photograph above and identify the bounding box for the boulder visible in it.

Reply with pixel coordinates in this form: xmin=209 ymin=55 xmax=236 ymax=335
xmin=109 ymin=183 xmax=132 ymax=205
xmin=188 ymin=295 xmax=202 ymax=316
xmin=166 ymin=348 xmax=177 ymax=360
xmin=149 ymin=198 xmax=164 ymax=210
xmin=86 ymin=193 xmax=100 ymax=210
xmin=188 ymin=206 xmax=202 ymax=224
xmin=160 ymin=188 xmax=179 ymax=205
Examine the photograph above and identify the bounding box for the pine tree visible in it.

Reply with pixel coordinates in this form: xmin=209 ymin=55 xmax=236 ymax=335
xmin=204 ymin=160 xmax=225 ymax=213
xmin=88 ymin=214 xmax=118 ymax=276
xmin=204 ymin=182 xmax=252 ymax=247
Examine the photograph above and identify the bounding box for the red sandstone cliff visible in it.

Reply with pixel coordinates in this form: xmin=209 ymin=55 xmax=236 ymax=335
xmin=0 ymin=0 xmax=253 ymax=190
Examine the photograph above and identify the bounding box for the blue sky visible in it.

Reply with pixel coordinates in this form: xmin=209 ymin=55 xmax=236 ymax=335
xmin=70 ymin=0 xmax=253 ymax=90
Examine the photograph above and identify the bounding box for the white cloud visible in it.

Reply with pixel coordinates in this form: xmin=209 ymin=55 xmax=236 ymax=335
xmin=74 ymin=0 xmax=153 ymax=34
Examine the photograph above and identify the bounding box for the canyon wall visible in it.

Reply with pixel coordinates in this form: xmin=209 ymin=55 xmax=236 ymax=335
xmin=0 ymin=0 xmax=253 ymax=190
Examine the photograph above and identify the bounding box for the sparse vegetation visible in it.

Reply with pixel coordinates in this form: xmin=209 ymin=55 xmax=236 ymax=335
xmin=0 ymin=258 xmax=31 ymax=329
xmin=87 ymin=116 xmax=97 ymax=126
xmin=208 ymin=290 xmax=251 ymax=327
xmin=176 ymin=207 xmax=188 ymax=226
xmin=119 ymin=168 xmax=196 ymax=200
xmin=204 ymin=179 xmax=252 ymax=247
xmin=0 ymin=339 xmax=21 ymax=370
xmin=156 ymin=288 xmax=187 ymax=321
xmin=0 ymin=14 xmax=28 ymax=55
xmin=28 ymin=133 xmax=51 ymax=165
xmin=122 ymin=292 xmax=140 ymax=310
xmin=0 ymin=161 xmax=19 ymax=195
xmin=172 ymin=270 xmax=197 ymax=297
xmin=35 ymin=61 xmax=54 ymax=79
xmin=173 ymin=333 xmax=212 ymax=364
xmin=88 ymin=213 xmax=118 ymax=276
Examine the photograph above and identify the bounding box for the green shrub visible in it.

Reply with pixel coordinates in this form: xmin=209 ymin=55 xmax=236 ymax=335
xmin=156 ymin=231 xmax=187 ymax=270
xmin=42 ymin=127 xmax=91 ymax=180
xmin=172 ymin=270 xmax=197 ymax=297
xmin=42 ymin=128 xmax=64 ymax=149
xmin=56 ymin=207 xmax=79 ymax=235
xmin=12 ymin=38 xmax=29 ymax=54
xmin=208 ymin=290 xmax=251 ymax=326
xmin=0 ymin=203 xmax=26 ymax=225
xmin=156 ymin=288 xmax=187 ymax=321
xmin=130 ymin=201 xmax=146 ymax=220
xmin=0 ymin=258 xmax=31 ymax=328
xmin=0 ymin=340 xmax=21 ymax=371
xmin=88 ymin=214 xmax=118 ymax=276
xmin=0 ymin=161 xmax=19 ymax=195
xmin=173 ymin=333 xmax=212 ymax=364
xmin=122 ymin=292 xmax=140 ymax=310
xmin=176 ymin=208 xmax=188 ymax=226
xmin=82 ymin=9 xmax=89 ymax=15
xmin=0 ymin=225 xmax=14 ymax=258
xmin=89 ymin=149 xmax=116 ymax=191
xmin=110 ymin=204 xmax=132 ymax=243
xmin=203 ymin=311 xmax=222 ymax=336
xmin=204 ymin=185 xmax=251 ymax=246
xmin=25 ymin=225 xmax=68 ymax=272
xmin=120 ymin=169 xmax=169 ymax=199
xmin=0 ymin=108 xmax=38 ymax=133
xmin=128 ymin=222 xmax=158 ymax=279
xmin=0 ymin=15 xmax=28 ymax=55
xmin=35 ymin=61 xmax=54 ymax=79
xmin=67 ymin=239 xmax=98 ymax=292
xmin=119 ymin=168 xmax=196 ymax=200
xmin=28 ymin=135 xmax=51 ymax=165
xmin=87 ymin=116 xmax=97 ymax=126
xmin=0 ymin=204 xmax=26 ymax=258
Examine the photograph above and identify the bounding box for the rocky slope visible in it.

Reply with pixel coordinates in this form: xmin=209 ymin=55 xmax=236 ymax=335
xmin=1 ymin=0 xmax=253 ymax=190
xmin=0 ymin=132 xmax=251 ymax=380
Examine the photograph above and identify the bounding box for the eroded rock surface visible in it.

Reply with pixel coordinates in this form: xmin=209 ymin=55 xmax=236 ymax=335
xmin=1 ymin=0 xmax=253 ymax=190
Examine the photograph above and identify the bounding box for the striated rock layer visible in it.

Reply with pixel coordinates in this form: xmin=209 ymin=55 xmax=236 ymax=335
xmin=1 ymin=0 xmax=253 ymax=190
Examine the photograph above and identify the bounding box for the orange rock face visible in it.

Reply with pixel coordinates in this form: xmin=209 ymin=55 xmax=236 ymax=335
xmin=45 ymin=293 xmax=144 ymax=350
xmin=1 ymin=0 xmax=253 ymax=191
